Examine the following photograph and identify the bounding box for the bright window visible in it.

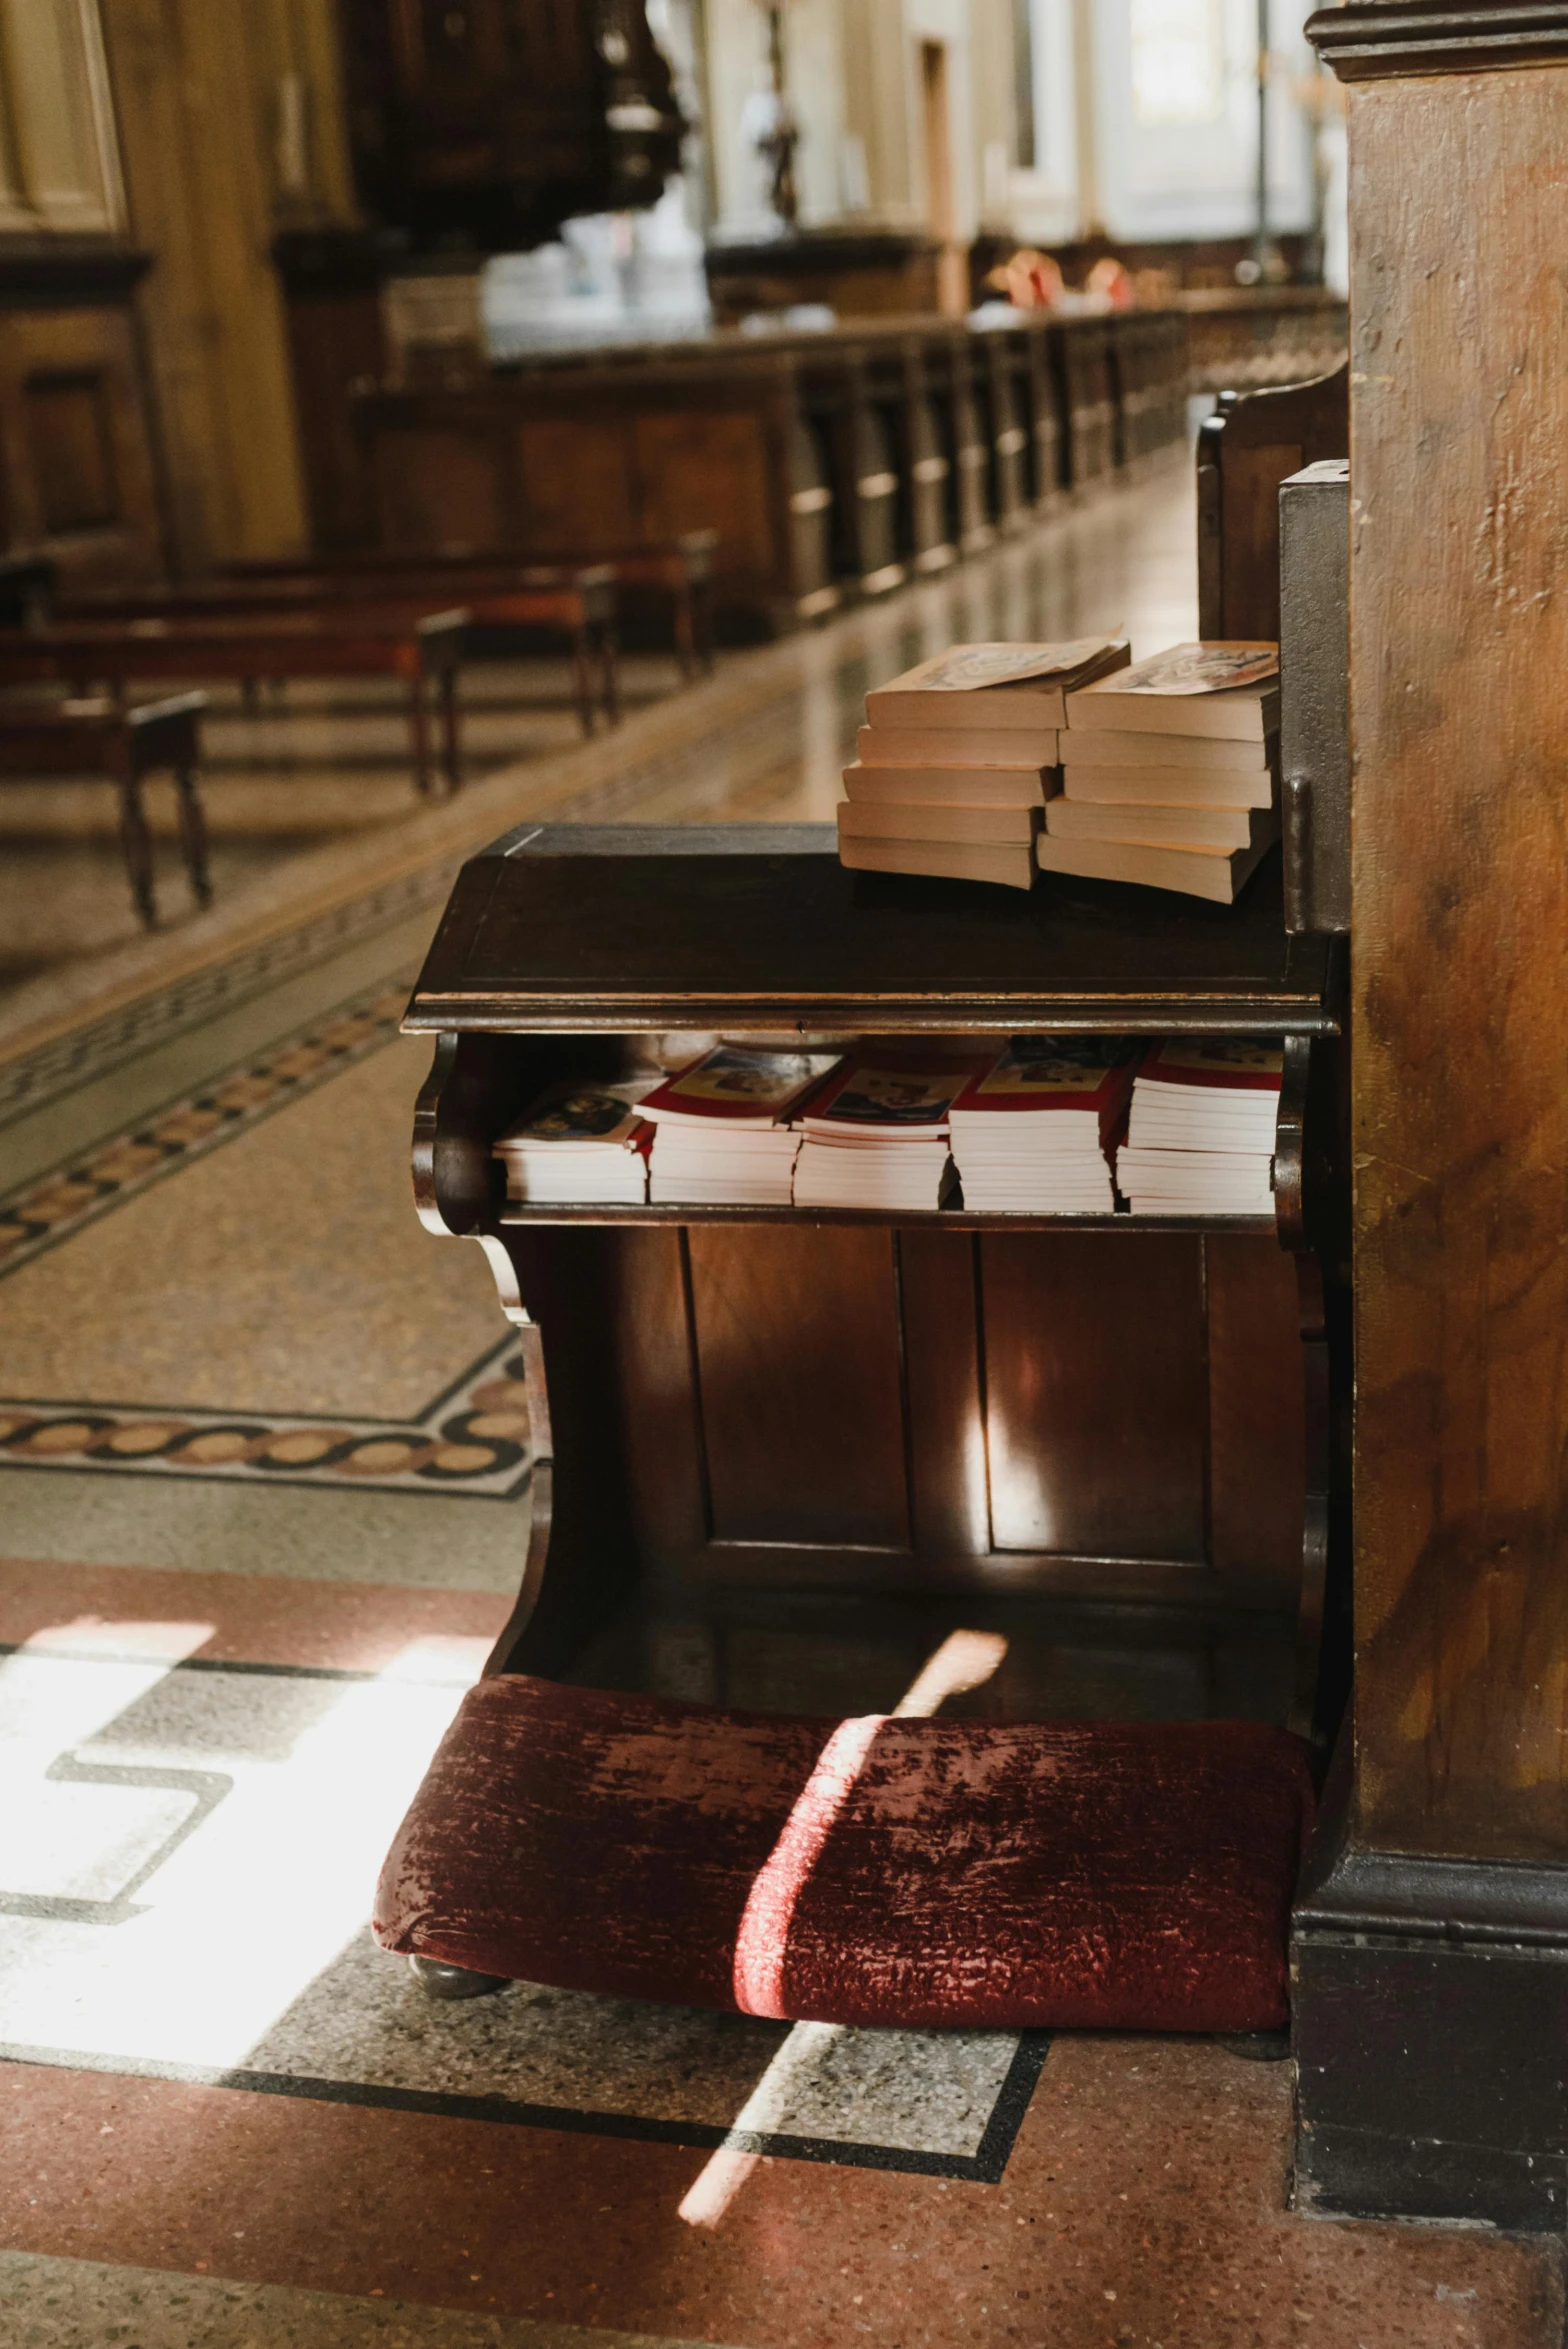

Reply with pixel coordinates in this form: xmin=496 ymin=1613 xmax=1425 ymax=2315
xmin=1130 ymin=0 xmax=1224 ymax=126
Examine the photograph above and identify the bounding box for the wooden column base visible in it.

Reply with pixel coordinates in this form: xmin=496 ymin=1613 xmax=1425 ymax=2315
xmin=1293 ymin=1797 xmax=1568 ymax=2232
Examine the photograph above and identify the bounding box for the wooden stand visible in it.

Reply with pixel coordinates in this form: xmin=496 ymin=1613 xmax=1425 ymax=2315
xmin=1292 ymin=0 xmax=1568 ymax=2233
xmin=405 ymin=826 xmax=1346 ymax=1740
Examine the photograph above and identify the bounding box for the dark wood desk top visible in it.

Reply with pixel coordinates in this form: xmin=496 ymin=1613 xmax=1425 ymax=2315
xmin=404 ymin=824 xmax=1338 ymax=1036
xmin=4 ymin=608 xmax=469 ymax=647
xmin=62 ymin=571 xmax=613 ymax=622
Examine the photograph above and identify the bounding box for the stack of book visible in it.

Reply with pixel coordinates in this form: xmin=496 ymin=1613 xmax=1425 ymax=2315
xmin=1039 ymin=643 xmax=1280 ymax=904
xmin=947 ymin=1038 xmax=1141 ymax=1212
xmin=494 ymin=1082 xmax=654 ymax=1204
xmin=1116 ymin=1039 xmax=1283 ymax=1216
xmin=837 ymin=637 xmax=1131 ymax=891
xmin=791 ymin=1051 xmax=977 ymax=1209
xmin=641 ymin=1046 xmax=843 ymax=1204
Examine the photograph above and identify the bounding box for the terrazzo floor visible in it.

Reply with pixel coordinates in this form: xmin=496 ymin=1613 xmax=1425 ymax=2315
xmin=1 ymin=459 xmax=1563 ymax=2346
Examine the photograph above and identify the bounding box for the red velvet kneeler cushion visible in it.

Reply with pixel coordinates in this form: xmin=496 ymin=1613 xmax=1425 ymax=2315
xmin=374 ymin=1675 xmax=1315 ymax=2032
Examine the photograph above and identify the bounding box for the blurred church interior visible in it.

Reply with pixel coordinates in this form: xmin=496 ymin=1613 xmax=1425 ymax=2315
xmin=0 ymin=0 xmax=1350 ymax=1004
xmin=8 ymin=9 xmax=1563 ymax=2349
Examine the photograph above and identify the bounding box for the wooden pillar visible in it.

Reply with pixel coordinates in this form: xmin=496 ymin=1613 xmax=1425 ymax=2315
xmin=1294 ymin=0 xmax=1568 ymax=2233
xmin=100 ymin=0 xmax=314 ymax=569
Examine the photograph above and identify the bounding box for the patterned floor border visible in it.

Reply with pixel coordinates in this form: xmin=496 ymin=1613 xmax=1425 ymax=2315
xmin=0 ymin=1331 xmax=531 ymax=1499
xmin=0 ymin=864 xmax=458 ymax=1135
xmin=0 ymin=975 xmax=418 ymax=1281
xmin=0 ymin=2033 xmax=1052 ymax=2184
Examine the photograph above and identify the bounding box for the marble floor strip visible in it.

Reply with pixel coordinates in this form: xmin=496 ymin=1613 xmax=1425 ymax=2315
xmin=0 ymin=2247 xmax=738 ymax=2348
xmin=0 ymin=1632 xmax=1042 ymax=2179
xmin=0 ymin=1331 xmax=531 ymax=1499
xmin=0 ymin=1558 xmax=510 ymax=1669
xmin=0 ymin=977 xmax=412 ymax=1279
xmin=2 ymin=2041 xmax=1557 ymax=2347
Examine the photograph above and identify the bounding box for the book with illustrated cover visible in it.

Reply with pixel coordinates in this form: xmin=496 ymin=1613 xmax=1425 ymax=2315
xmin=495 ymin=1080 xmax=654 ymax=1203
xmin=866 ymin=637 xmax=1130 ymax=732
xmin=497 ymin=1082 xmax=651 ymax=1151
xmin=799 ymin=1052 xmax=982 ymax=1142
xmin=1136 ymin=1038 xmax=1285 ymax=1095
xmin=1126 ymin=1039 xmax=1283 ymax=1161
xmin=1065 ymin=643 xmax=1279 ymax=739
xmin=946 ymin=1038 xmax=1136 ymax=1212
xmin=949 ymin=1038 xmax=1141 ymax=1140
xmin=638 ymin=1046 xmax=842 ymax=1129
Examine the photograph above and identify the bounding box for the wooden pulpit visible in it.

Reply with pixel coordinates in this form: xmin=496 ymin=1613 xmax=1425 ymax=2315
xmin=1294 ymin=0 xmax=1568 ymax=2232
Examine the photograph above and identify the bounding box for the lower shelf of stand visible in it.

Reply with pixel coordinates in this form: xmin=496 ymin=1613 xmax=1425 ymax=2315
xmin=496 ymin=1203 xmax=1280 ymax=1233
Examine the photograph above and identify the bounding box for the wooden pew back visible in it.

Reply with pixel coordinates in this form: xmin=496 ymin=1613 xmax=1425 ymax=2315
xmin=1196 ymin=362 xmax=1348 ymax=642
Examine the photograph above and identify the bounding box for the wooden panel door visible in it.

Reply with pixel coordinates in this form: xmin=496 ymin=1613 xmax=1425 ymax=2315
xmin=686 ymin=1225 xmax=910 ymax=1551
xmin=980 ymin=1232 xmax=1208 ymax=1565
xmin=0 ymin=305 xmax=162 ymax=583
xmin=606 ymin=1222 xmax=1303 ymax=1617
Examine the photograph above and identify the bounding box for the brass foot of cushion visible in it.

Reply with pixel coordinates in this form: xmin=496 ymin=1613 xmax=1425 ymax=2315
xmin=410 ymin=1953 xmax=511 ymax=2001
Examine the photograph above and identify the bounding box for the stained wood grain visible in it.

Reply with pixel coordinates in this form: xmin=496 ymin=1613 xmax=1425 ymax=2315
xmin=1207 ymin=1234 xmax=1306 ymax=1608
xmin=980 ymin=1233 xmax=1208 ymax=1565
xmin=686 ymin=1224 xmax=911 ymax=1551
xmin=1349 ymin=67 xmax=1568 ymax=1859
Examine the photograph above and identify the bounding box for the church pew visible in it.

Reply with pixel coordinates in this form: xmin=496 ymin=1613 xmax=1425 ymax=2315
xmin=0 ymin=609 xmax=469 ymax=795
xmin=58 ymin=569 xmax=619 ymax=735
xmin=0 ymin=690 xmax=209 ymax=926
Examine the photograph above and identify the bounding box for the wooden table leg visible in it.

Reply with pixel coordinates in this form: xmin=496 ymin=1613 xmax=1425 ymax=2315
xmin=437 ymin=654 xmax=462 ymax=793
xmin=571 ymin=626 xmax=596 ymax=737
xmin=406 ymin=667 xmax=434 ymax=794
xmin=599 ymin=623 xmax=620 ymax=728
xmin=674 ymin=584 xmax=697 ymax=681
xmin=172 ymin=753 xmax=212 ymax=906
xmin=113 ymin=750 xmax=157 ymax=927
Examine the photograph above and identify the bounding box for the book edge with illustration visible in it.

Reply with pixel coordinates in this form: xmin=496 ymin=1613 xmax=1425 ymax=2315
xmin=639 ymin=1047 xmax=843 ymax=1127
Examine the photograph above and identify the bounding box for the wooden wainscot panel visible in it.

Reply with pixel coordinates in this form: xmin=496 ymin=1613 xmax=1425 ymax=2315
xmin=370 ymin=421 xmax=509 ymax=550
xmin=979 ymin=1231 xmax=1208 ymax=1565
xmin=0 ymin=304 xmax=161 ymax=582
xmin=1206 ymin=1233 xmax=1306 ymax=1607
xmin=24 ymin=367 xmax=118 ymax=532
xmin=517 ymin=417 xmax=637 ymax=548
xmin=684 ymin=1223 xmax=910 ymax=1552
xmin=633 ymin=407 xmax=777 ymax=573
xmin=1346 ymin=60 xmax=1568 ymax=1865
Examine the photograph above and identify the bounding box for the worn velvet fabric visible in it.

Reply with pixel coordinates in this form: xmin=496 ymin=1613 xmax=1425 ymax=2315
xmin=374 ymin=1676 xmax=1314 ymax=2032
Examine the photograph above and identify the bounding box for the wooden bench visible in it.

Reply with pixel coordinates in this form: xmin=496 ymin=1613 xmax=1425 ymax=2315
xmin=0 ymin=608 xmax=469 ymax=796
xmin=1197 ymin=363 xmax=1349 ymax=643
xmin=225 ymin=536 xmax=712 ymax=681
xmin=59 ymin=570 xmax=620 ymax=742
xmin=0 ymin=690 xmax=209 ymax=928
